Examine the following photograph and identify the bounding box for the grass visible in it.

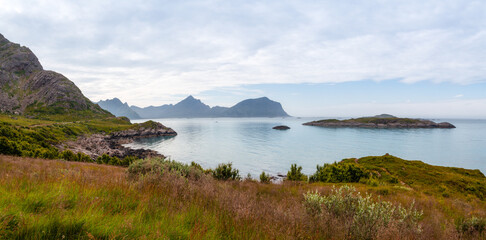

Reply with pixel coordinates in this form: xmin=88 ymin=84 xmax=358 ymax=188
xmin=1 ymin=155 xmax=486 ymax=239
xmin=0 ymin=114 xmax=167 ymax=163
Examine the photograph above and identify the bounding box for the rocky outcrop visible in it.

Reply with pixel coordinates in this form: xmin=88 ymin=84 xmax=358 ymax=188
xmin=0 ymin=33 xmax=109 ymax=117
xmin=60 ymin=122 xmax=177 ymax=160
xmin=273 ymin=125 xmax=290 ymax=130
xmin=303 ymin=117 xmax=456 ymax=129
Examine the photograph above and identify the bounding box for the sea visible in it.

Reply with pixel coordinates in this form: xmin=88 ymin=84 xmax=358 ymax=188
xmin=125 ymin=118 xmax=486 ymax=177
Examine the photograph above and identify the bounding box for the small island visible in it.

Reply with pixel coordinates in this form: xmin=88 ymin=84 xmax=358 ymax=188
xmin=303 ymin=114 xmax=456 ymax=128
xmin=273 ymin=125 xmax=290 ymax=130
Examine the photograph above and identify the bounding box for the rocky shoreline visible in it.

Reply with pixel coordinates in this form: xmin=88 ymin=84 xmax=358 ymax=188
xmin=59 ymin=122 xmax=177 ymax=160
xmin=303 ymin=117 xmax=456 ymax=129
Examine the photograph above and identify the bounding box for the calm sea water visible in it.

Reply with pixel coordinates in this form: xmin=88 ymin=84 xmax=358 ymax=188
xmin=126 ymin=118 xmax=486 ymax=177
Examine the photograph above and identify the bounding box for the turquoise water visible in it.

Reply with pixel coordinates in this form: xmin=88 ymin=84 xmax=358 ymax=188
xmin=126 ymin=118 xmax=486 ymax=177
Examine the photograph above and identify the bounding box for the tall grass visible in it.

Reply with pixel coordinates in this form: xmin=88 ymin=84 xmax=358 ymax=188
xmin=1 ymin=155 xmax=485 ymax=239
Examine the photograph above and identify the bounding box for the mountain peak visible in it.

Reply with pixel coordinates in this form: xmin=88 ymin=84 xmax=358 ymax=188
xmin=0 ymin=33 xmax=108 ymax=118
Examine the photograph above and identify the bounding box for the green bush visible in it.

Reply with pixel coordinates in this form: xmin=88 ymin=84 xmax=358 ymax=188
xmin=0 ymin=136 xmax=22 ymax=156
xmin=287 ymin=164 xmax=307 ymax=181
xmin=260 ymin=171 xmax=271 ymax=184
xmin=120 ymin=156 xmax=139 ymax=167
xmin=309 ymin=162 xmax=368 ymax=183
xmin=76 ymin=152 xmax=92 ymax=162
xmin=303 ymin=185 xmax=423 ymax=239
xmin=61 ymin=150 xmax=77 ymax=161
xmin=190 ymin=161 xmax=204 ymax=172
xmin=456 ymin=216 xmax=486 ymax=237
xmin=213 ymin=163 xmax=240 ymax=181
xmin=127 ymin=158 xmax=202 ymax=180
xmin=303 ymin=190 xmax=324 ymax=217
xmin=96 ymin=154 xmax=112 ymax=164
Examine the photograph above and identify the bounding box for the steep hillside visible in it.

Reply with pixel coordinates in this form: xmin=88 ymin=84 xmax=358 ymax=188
xmin=0 ymin=33 xmax=110 ymax=119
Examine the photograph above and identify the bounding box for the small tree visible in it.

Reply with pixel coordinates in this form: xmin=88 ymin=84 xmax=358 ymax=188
xmin=287 ymin=164 xmax=308 ymax=181
xmin=260 ymin=171 xmax=271 ymax=184
xmin=213 ymin=163 xmax=240 ymax=181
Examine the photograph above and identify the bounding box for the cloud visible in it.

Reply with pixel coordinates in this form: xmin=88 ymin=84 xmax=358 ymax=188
xmin=300 ymin=99 xmax=486 ymax=119
xmin=0 ymin=0 xmax=485 ymax=107
xmin=454 ymin=94 xmax=464 ymax=98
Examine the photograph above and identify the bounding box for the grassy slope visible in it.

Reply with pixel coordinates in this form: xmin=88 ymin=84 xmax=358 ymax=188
xmin=342 ymin=155 xmax=486 ymax=201
xmin=0 ymin=114 xmax=158 ymax=160
xmin=1 ymin=155 xmax=485 ymax=239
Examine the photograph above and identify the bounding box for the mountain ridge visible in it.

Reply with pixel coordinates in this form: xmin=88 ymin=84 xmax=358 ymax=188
xmin=97 ymin=98 xmax=141 ymax=119
xmin=117 ymin=96 xmax=290 ymax=119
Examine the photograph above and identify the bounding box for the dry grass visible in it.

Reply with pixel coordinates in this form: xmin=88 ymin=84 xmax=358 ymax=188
xmin=0 ymin=155 xmax=485 ymax=239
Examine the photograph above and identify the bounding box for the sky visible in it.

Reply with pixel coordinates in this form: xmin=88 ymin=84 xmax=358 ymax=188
xmin=0 ymin=0 xmax=485 ymax=118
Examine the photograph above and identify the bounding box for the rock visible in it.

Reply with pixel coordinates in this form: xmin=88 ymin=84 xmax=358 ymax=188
xmin=273 ymin=125 xmax=290 ymax=130
xmin=60 ymin=121 xmax=177 ymax=160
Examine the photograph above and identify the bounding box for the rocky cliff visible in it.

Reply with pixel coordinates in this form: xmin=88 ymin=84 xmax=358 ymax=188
xmin=0 ymin=33 xmax=109 ymax=118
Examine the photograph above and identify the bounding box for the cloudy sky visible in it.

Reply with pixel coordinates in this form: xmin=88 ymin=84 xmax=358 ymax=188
xmin=1 ymin=0 xmax=485 ymax=117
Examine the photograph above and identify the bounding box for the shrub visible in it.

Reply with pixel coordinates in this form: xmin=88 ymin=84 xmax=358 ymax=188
xmin=303 ymin=185 xmax=423 ymax=239
xmin=213 ymin=163 xmax=240 ymax=181
xmin=96 ymin=154 xmax=112 ymax=164
xmin=456 ymin=216 xmax=486 ymax=237
xmin=76 ymin=152 xmax=92 ymax=162
xmin=190 ymin=161 xmax=204 ymax=172
xmin=260 ymin=171 xmax=271 ymax=184
xmin=303 ymin=190 xmax=324 ymax=217
xmin=61 ymin=150 xmax=77 ymax=161
xmin=127 ymin=158 xmax=202 ymax=180
xmin=120 ymin=156 xmax=138 ymax=167
xmin=0 ymin=136 xmax=22 ymax=156
xmin=128 ymin=158 xmax=165 ymax=177
xmin=309 ymin=162 xmax=368 ymax=183
xmin=287 ymin=164 xmax=307 ymax=181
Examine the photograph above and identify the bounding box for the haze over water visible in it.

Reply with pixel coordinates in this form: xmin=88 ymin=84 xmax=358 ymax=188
xmin=126 ymin=118 xmax=486 ymax=177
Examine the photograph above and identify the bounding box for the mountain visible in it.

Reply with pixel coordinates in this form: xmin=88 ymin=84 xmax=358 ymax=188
xmin=97 ymin=98 xmax=141 ymax=119
xmin=0 ymin=33 xmax=110 ymax=118
xmin=131 ymin=96 xmax=290 ymax=119
xmin=222 ymin=97 xmax=289 ymax=117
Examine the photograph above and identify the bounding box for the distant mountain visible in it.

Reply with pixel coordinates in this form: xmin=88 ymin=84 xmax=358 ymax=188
xmin=97 ymin=98 xmax=141 ymax=119
xmin=222 ymin=97 xmax=289 ymax=117
xmin=0 ymin=33 xmax=110 ymax=118
xmin=131 ymin=96 xmax=290 ymax=118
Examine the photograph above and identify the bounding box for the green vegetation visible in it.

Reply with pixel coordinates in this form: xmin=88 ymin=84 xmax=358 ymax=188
xmin=309 ymin=161 xmax=369 ymax=183
xmin=340 ymin=155 xmax=486 ymax=200
xmin=456 ymin=216 xmax=486 ymax=238
xmin=0 ymin=114 xmax=156 ymax=165
xmin=259 ymin=171 xmax=271 ymax=183
xmin=310 ymin=117 xmax=423 ymax=125
xmin=287 ymin=164 xmax=308 ymax=181
xmin=1 ymin=155 xmax=486 ymax=239
xmin=303 ymin=185 xmax=423 ymax=239
xmin=212 ymin=163 xmax=241 ymax=180
xmin=128 ymin=158 xmax=202 ymax=180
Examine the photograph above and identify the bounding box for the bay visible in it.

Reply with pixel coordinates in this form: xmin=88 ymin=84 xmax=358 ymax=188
xmin=126 ymin=118 xmax=486 ymax=177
